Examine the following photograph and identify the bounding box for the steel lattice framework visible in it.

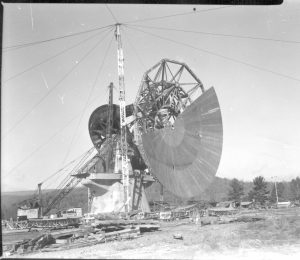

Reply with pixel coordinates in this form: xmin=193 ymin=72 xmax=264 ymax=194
xmin=133 ymin=59 xmax=205 ymax=167
xmin=115 ymin=24 xmax=130 ymax=213
xmin=134 ymin=59 xmax=204 ymax=132
xmin=87 ymin=58 xmax=222 ymax=199
xmin=133 ymin=59 xmax=223 ymax=198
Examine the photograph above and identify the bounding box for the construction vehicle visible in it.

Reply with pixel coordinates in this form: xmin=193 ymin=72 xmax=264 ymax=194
xmin=10 ymin=148 xmax=97 ymax=230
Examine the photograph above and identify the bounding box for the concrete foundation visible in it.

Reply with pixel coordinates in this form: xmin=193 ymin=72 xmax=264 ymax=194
xmin=82 ymin=172 xmax=154 ymax=214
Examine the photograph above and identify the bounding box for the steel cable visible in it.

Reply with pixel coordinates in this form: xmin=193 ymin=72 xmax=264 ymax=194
xmin=125 ymin=25 xmax=300 ymax=83
xmin=3 ymin=26 xmax=113 ymax=83
xmin=2 ymin=93 xmax=103 ymax=179
xmin=128 ymin=24 xmax=300 ymax=45
xmin=2 ymin=24 xmax=114 ymax=51
xmin=2 ymin=28 xmax=113 ymax=140
xmin=122 ymin=6 xmax=233 ymax=24
xmin=61 ymin=34 xmax=114 ymax=166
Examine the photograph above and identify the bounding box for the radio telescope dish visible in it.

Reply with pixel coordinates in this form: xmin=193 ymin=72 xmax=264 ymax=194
xmin=88 ymin=103 xmax=146 ymax=171
xmin=134 ymin=59 xmax=223 ymax=198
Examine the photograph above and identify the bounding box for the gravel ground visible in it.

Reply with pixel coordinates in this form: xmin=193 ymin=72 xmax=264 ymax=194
xmin=4 ymin=208 xmax=300 ymax=259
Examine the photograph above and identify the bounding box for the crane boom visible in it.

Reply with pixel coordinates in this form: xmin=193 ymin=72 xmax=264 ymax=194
xmin=115 ymin=23 xmax=130 ymax=213
xmin=43 ymin=177 xmax=82 ymax=216
xmin=43 ymin=148 xmax=95 ymax=216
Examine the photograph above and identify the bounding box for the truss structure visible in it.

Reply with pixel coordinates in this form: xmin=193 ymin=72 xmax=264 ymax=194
xmin=134 ymin=59 xmax=204 ymax=132
xmin=115 ymin=24 xmax=130 ymax=213
xmin=133 ymin=59 xmax=205 ymax=167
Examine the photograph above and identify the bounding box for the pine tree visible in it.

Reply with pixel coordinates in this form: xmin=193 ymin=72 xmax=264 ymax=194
xmin=228 ymin=178 xmax=244 ymax=201
xmin=248 ymin=176 xmax=269 ymax=205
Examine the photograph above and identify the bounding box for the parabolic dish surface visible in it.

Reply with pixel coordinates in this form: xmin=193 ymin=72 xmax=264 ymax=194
xmin=141 ymin=87 xmax=223 ymax=198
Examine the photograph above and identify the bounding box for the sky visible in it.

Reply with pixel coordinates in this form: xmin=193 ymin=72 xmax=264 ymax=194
xmin=1 ymin=1 xmax=300 ymax=192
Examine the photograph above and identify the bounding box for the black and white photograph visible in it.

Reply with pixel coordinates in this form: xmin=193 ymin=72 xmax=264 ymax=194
xmin=1 ymin=1 xmax=300 ymax=259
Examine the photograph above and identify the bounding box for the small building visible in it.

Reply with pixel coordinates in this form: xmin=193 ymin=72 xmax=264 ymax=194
xmin=240 ymin=201 xmax=253 ymax=209
xmin=277 ymin=201 xmax=291 ymax=208
xmin=159 ymin=211 xmax=172 ymax=221
xmin=216 ymin=201 xmax=237 ymax=209
xmin=207 ymin=201 xmax=238 ymax=216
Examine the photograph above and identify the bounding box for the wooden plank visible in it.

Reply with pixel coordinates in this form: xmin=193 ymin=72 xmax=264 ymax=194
xmin=103 ymin=227 xmax=140 ymax=238
xmin=138 ymin=224 xmax=160 ymax=230
xmin=40 ymin=227 xmax=142 ymax=252
xmin=93 ymin=219 xmax=159 ymax=227
xmin=51 ymin=228 xmax=86 ymax=239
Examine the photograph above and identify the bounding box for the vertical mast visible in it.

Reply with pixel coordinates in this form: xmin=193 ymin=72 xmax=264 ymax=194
xmin=115 ymin=23 xmax=130 ymax=213
xmin=106 ymin=82 xmax=114 ymax=140
xmin=105 ymin=82 xmax=114 ymax=172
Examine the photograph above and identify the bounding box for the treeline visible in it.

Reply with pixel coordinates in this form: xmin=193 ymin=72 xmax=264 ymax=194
xmin=227 ymin=176 xmax=300 ymax=205
xmin=2 ymin=176 xmax=300 ymax=220
xmin=145 ymin=177 xmax=237 ymax=204
xmin=147 ymin=176 xmax=300 ymax=205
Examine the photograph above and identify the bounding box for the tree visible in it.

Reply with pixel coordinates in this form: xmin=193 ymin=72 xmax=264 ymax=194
xmin=228 ymin=178 xmax=244 ymax=201
xmin=290 ymin=177 xmax=300 ymax=201
xmin=270 ymin=182 xmax=285 ymax=203
xmin=248 ymin=176 xmax=269 ymax=205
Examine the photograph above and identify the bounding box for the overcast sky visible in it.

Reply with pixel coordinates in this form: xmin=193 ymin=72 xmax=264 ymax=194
xmin=2 ymin=1 xmax=300 ymax=192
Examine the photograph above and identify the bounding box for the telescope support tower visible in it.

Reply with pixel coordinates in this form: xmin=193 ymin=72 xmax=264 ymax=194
xmin=115 ymin=24 xmax=130 ymax=213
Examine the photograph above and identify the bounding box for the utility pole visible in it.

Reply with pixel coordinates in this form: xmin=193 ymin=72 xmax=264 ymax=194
xmin=274 ymin=181 xmax=279 ymax=204
xmin=160 ymin=183 xmax=164 ymax=211
xmin=38 ymin=183 xmax=43 ymax=218
xmin=115 ymin=23 xmax=130 ymax=213
xmin=272 ymin=176 xmax=279 ymax=205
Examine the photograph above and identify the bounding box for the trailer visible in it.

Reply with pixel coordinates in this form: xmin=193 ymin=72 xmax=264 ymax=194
xmin=28 ymin=216 xmax=81 ymax=229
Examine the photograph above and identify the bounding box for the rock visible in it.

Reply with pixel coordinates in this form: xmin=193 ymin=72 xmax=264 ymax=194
xmin=173 ymin=234 xmax=183 ymax=240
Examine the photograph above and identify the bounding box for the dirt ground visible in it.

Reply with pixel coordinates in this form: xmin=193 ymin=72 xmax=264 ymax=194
xmin=5 ymin=208 xmax=300 ymax=259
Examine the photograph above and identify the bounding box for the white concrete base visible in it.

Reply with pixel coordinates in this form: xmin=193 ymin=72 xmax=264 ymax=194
xmin=82 ymin=174 xmax=151 ymax=214
xmin=90 ymin=181 xmax=126 ymax=213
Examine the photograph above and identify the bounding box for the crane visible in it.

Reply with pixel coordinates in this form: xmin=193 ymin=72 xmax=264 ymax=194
xmin=45 ymin=25 xmax=131 ymax=215
xmin=30 ymin=25 xmax=131 ymax=217
xmin=43 ymin=147 xmax=95 ymax=216
xmin=43 ymin=82 xmax=116 ymax=216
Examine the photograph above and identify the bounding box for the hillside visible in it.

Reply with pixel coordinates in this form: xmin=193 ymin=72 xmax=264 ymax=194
xmin=1 ymin=176 xmax=295 ymax=220
xmin=0 ymin=177 xmax=239 ymax=220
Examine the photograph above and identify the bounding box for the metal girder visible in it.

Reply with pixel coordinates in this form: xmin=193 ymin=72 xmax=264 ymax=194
xmin=134 ymin=59 xmax=204 ymax=132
